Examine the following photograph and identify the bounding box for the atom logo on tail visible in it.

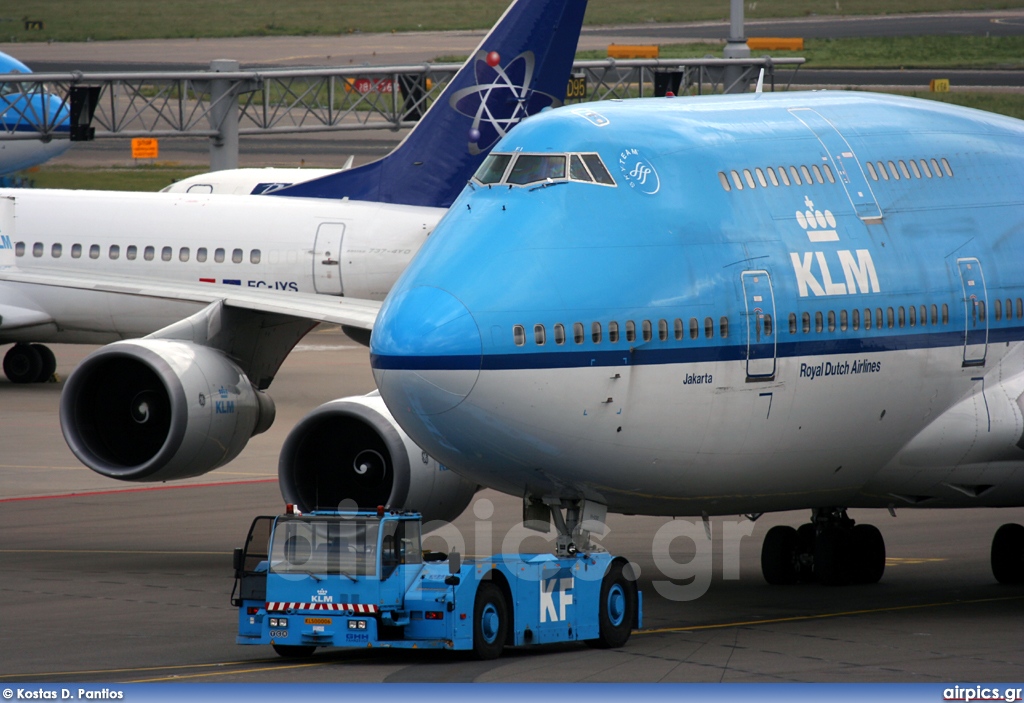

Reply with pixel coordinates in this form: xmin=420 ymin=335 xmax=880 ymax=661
xmin=449 ymin=49 xmax=561 ymax=155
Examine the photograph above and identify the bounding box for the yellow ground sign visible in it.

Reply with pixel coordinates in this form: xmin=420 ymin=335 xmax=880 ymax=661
xmin=747 ymin=37 xmax=804 ymax=51
xmin=607 ymin=44 xmax=659 ymax=59
xmin=132 ymin=138 xmax=159 ymax=159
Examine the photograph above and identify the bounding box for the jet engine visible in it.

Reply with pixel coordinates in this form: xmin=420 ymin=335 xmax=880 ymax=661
xmin=60 ymin=339 xmax=275 ymax=482
xmin=279 ymin=392 xmax=478 ymax=524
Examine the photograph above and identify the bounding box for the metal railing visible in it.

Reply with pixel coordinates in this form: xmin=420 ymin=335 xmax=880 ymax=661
xmin=0 ymin=56 xmax=803 ymax=168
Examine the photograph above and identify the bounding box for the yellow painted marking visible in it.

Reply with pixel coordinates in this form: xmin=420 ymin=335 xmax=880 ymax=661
xmin=635 ymin=594 xmax=1024 ymax=636
xmin=885 ymin=557 xmax=948 ymax=566
xmin=128 ymin=661 xmax=326 ymax=683
xmin=0 ymin=660 xmax=274 ymax=680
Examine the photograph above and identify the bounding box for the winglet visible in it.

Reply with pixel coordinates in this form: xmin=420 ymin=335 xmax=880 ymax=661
xmin=269 ymin=0 xmax=588 ymax=208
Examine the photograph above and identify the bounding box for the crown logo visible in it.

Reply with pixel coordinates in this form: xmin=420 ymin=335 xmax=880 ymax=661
xmin=317 ymin=588 xmax=328 ymax=596
xmin=796 ymin=196 xmax=838 ymax=242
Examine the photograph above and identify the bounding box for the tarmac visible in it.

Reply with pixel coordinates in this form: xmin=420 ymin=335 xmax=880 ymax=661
xmin=2 ymin=329 xmax=1023 ymax=683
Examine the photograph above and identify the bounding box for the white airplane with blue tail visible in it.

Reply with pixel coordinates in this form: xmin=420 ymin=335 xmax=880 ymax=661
xmin=0 ymin=0 xmax=586 ymax=528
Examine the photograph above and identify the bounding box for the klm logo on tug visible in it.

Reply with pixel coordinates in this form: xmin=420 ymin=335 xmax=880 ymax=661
xmin=789 ymin=197 xmax=880 ymax=298
xmin=312 ymin=588 xmax=333 ymax=604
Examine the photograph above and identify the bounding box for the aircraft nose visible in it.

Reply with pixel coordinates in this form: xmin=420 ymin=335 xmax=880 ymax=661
xmin=371 ymin=285 xmax=482 ymax=416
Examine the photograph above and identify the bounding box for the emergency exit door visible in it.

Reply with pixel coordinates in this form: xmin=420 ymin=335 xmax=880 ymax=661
xmin=313 ymin=223 xmax=345 ymax=295
xmin=957 ymin=257 xmax=988 ymax=367
xmin=742 ymin=270 xmax=777 ymax=379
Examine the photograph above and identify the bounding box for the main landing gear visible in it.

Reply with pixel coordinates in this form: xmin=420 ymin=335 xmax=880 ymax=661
xmin=991 ymin=523 xmax=1024 ymax=584
xmin=3 ymin=343 xmax=57 ymax=383
xmin=761 ymin=508 xmax=885 ymax=586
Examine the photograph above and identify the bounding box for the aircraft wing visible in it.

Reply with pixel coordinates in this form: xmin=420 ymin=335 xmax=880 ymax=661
xmin=0 ymin=268 xmax=381 ymax=331
xmin=0 ymin=300 xmax=53 ymax=330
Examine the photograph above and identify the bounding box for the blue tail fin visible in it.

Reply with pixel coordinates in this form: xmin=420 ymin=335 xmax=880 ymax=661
xmin=269 ymin=0 xmax=587 ymax=208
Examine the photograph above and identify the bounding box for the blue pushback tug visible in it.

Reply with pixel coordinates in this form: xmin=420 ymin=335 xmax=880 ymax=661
xmin=232 ymin=507 xmax=641 ymax=660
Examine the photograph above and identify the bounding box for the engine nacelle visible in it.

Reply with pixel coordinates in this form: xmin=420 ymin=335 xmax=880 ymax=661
xmin=279 ymin=392 xmax=478 ymax=524
xmin=60 ymin=339 xmax=275 ymax=482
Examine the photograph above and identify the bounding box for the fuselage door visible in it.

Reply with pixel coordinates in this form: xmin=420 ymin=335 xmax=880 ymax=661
xmin=957 ymin=257 xmax=988 ymax=366
xmin=741 ymin=270 xmax=777 ymax=380
xmin=313 ymin=222 xmax=345 ymax=295
xmin=789 ymin=108 xmax=882 ymax=222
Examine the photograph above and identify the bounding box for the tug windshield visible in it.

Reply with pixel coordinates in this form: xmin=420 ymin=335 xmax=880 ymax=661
xmin=270 ymin=517 xmax=379 ymax=577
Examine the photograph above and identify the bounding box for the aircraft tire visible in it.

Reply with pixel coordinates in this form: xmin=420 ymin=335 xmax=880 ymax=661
xmin=32 ymin=344 xmax=56 ymax=382
xmin=814 ymin=526 xmax=851 ymax=586
xmin=588 ymin=560 xmax=637 ymax=648
xmin=271 ymin=644 xmax=316 ymax=658
xmin=3 ymin=343 xmax=42 ymax=384
xmin=795 ymin=523 xmax=817 ymax=583
xmin=472 ymin=582 xmax=508 ymax=660
xmin=761 ymin=525 xmax=799 ymax=585
xmin=851 ymin=523 xmax=885 ymax=584
xmin=991 ymin=523 xmax=1024 ymax=584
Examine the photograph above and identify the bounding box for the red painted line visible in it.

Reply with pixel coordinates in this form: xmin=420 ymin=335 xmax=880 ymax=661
xmin=1 ymin=478 xmax=277 ymax=503
xmin=199 ymin=278 xmax=216 ymax=283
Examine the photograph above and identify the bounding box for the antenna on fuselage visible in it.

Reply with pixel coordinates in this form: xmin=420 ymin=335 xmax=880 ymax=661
xmin=755 ymin=68 xmax=765 ymax=94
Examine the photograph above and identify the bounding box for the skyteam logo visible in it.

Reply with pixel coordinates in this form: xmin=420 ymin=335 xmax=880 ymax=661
xmin=618 ymin=148 xmax=660 ymax=195
xmin=449 ymin=49 xmax=560 ymax=155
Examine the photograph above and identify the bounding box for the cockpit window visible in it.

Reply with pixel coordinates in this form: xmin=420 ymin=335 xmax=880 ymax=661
xmin=474 ymin=153 xmax=512 ymax=184
xmin=473 ymin=152 xmax=616 ymax=188
xmin=582 ymin=154 xmax=615 ymax=185
xmin=507 ymin=154 xmax=566 ymax=185
xmin=569 ymin=154 xmax=593 ymax=182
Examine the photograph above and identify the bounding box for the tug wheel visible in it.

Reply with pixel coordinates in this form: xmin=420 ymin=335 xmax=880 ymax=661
xmin=272 ymin=644 xmax=316 ymax=658
xmin=587 ymin=560 xmax=637 ymax=649
xmin=472 ymin=582 xmax=508 ymax=660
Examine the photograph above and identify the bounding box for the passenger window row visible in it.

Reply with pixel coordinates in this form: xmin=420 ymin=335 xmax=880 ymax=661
xmin=993 ymin=297 xmax=1024 ymax=321
xmin=16 ymin=241 xmax=263 ymax=265
xmin=511 ymin=295 xmax=1018 ymax=349
xmin=787 ymin=303 xmax=951 ymax=334
xmin=865 ymin=157 xmax=953 ymax=182
xmin=513 ymin=316 xmax=730 ymax=347
xmin=718 ymin=162 xmax=836 ymax=192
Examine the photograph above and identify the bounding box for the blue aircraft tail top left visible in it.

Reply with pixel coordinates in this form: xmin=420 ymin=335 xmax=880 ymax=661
xmin=0 ymin=50 xmax=72 ymax=175
xmin=270 ymin=0 xmax=588 ymax=209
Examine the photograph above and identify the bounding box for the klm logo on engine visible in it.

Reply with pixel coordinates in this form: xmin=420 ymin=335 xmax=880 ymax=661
xmin=214 ymin=386 xmax=235 ymax=414
xmin=539 ymin=576 xmax=574 ymax=622
xmin=790 ymin=197 xmax=880 ymax=298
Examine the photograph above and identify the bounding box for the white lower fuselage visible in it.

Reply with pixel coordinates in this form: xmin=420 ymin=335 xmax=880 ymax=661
xmin=381 ymin=342 xmax=1024 ymax=516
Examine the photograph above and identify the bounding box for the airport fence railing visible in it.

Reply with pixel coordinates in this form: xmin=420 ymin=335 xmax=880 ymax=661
xmin=0 ymin=56 xmax=803 ymax=168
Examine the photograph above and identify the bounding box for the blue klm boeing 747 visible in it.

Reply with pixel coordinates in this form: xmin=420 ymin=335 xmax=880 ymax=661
xmin=369 ymin=90 xmax=1024 ymax=587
